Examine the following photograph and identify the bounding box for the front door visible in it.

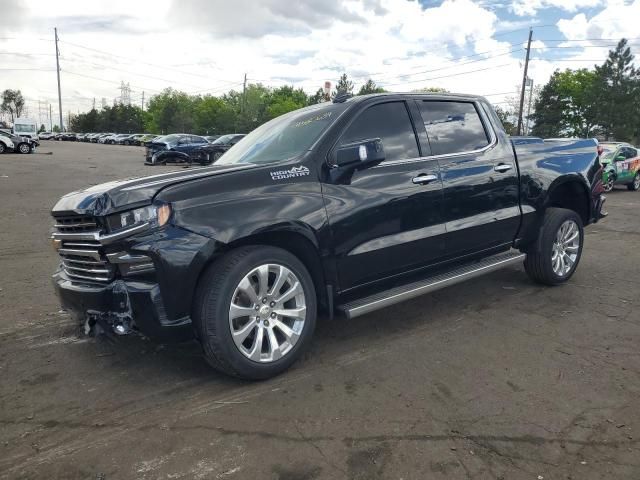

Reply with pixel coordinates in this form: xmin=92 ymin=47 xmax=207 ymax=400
xmin=615 ymin=146 xmax=639 ymax=183
xmin=322 ymin=100 xmax=445 ymax=291
xmin=414 ymin=99 xmax=520 ymax=259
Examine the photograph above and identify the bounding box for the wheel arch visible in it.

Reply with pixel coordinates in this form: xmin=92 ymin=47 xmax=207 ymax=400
xmin=544 ymin=177 xmax=591 ymax=225
xmin=193 ymin=226 xmax=331 ymax=318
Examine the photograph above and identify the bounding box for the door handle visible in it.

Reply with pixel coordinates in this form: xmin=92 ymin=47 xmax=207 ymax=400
xmin=412 ymin=173 xmax=438 ymax=185
xmin=494 ymin=163 xmax=512 ymax=173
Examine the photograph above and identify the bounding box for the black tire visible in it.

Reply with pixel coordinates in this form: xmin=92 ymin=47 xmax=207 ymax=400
xmin=627 ymin=172 xmax=640 ymax=191
xmin=524 ymin=208 xmax=584 ymax=286
xmin=212 ymin=151 xmax=223 ymax=162
xmin=603 ymin=174 xmax=615 ymax=192
xmin=0 ymin=143 xmax=5 ymax=154
xmin=193 ymin=246 xmax=317 ymax=380
xmin=18 ymin=143 xmax=31 ymax=154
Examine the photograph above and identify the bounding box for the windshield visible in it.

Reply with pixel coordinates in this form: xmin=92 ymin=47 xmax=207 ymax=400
xmin=601 ymin=150 xmax=617 ymax=161
xmin=15 ymin=124 xmax=36 ymax=133
xmin=217 ymin=103 xmax=348 ymax=165
xmin=212 ymin=134 xmax=235 ymax=145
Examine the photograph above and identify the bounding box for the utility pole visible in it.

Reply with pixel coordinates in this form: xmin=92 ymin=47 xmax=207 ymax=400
xmin=517 ymin=27 xmax=532 ymax=136
xmin=141 ymin=91 xmax=145 ymax=111
xmin=54 ymin=27 xmax=64 ymax=132
xmin=49 ymin=104 xmax=52 ymax=131
xmin=241 ymin=73 xmax=247 ymax=114
xmin=92 ymin=97 xmax=96 ymax=110
xmin=525 ymin=78 xmax=534 ymax=135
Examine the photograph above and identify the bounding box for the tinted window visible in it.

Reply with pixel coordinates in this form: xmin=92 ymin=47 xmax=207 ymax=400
xmin=339 ymin=102 xmax=419 ymax=162
xmin=623 ymin=147 xmax=637 ymax=159
xmin=418 ymin=101 xmax=489 ymax=156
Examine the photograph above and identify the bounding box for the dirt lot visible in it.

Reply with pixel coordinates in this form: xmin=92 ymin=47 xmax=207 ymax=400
xmin=0 ymin=141 xmax=639 ymax=480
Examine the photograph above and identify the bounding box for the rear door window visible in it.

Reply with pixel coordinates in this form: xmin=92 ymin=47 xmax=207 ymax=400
xmin=339 ymin=101 xmax=419 ymax=162
xmin=417 ymin=101 xmax=490 ymax=156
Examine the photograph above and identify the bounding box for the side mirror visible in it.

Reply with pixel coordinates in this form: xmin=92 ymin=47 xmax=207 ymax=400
xmin=615 ymin=155 xmax=625 ymax=162
xmin=335 ymin=138 xmax=385 ymax=169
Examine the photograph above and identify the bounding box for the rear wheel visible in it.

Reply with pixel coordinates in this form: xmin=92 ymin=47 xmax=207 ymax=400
xmin=0 ymin=143 xmax=5 ymax=154
xmin=603 ymin=174 xmax=615 ymax=192
xmin=627 ymin=172 xmax=640 ymax=191
xmin=193 ymin=246 xmax=317 ymax=380
xmin=524 ymin=208 xmax=584 ymax=286
xmin=212 ymin=151 xmax=223 ymax=162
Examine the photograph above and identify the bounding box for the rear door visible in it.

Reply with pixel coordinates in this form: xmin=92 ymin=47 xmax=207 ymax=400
xmin=415 ymin=99 xmax=520 ymax=258
xmin=323 ymin=100 xmax=445 ymax=290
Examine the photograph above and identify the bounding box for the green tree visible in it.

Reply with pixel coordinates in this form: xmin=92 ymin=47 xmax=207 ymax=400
xmin=531 ymin=69 xmax=599 ymax=138
xmin=495 ymin=106 xmax=517 ymax=135
xmin=307 ymin=88 xmax=327 ymax=105
xmin=38 ymin=124 xmax=46 ymax=133
xmin=332 ymin=73 xmax=354 ymax=98
xmin=265 ymin=86 xmax=308 ymax=119
xmin=411 ymin=86 xmax=449 ymax=93
xmin=594 ymin=39 xmax=640 ymax=141
xmin=146 ymin=88 xmax=197 ymax=134
xmin=1 ymin=89 xmax=25 ymax=123
xmin=357 ymin=79 xmax=386 ymax=95
xmin=193 ymin=95 xmax=236 ymax=135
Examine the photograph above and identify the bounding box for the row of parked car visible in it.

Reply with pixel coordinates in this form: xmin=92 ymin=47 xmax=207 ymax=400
xmin=37 ymin=130 xmax=247 ymax=166
xmin=39 ymin=132 xmax=160 ymax=145
xmin=144 ymin=133 xmax=246 ymax=166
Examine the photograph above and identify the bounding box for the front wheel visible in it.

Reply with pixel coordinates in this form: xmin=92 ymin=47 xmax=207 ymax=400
xmin=628 ymin=172 xmax=640 ymax=191
xmin=18 ymin=143 xmax=31 ymax=154
xmin=211 ymin=151 xmax=223 ymax=162
xmin=0 ymin=143 xmax=5 ymax=154
xmin=193 ymin=246 xmax=317 ymax=380
xmin=524 ymin=208 xmax=584 ymax=286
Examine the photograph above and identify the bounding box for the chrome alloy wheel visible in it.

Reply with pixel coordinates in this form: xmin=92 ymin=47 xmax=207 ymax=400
xmin=551 ymin=220 xmax=580 ymax=277
xmin=604 ymin=175 xmax=615 ymax=192
xmin=229 ymin=264 xmax=306 ymax=363
xmin=634 ymin=174 xmax=640 ymax=190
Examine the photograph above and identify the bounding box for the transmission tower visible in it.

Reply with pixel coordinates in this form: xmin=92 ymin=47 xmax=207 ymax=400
xmin=119 ymin=81 xmax=131 ymax=105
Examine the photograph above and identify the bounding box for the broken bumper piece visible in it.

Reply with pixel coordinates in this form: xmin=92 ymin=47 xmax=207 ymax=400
xmin=52 ymin=270 xmax=193 ymax=342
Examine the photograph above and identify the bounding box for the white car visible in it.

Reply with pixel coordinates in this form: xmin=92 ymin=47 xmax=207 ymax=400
xmin=39 ymin=132 xmax=54 ymax=140
xmin=0 ymin=134 xmax=14 ymax=153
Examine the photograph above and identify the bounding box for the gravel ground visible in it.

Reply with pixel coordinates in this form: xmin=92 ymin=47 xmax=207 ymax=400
xmin=0 ymin=141 xmax=639 ymax=480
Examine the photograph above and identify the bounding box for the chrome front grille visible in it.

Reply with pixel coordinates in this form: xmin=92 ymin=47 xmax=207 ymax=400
xmin=52 ymin=215 xmax=115 ymax=283
xmin=54 ymin=215 xmax=99 ymax=233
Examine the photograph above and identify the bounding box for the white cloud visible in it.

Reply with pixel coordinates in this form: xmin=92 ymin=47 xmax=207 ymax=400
xmin=7 ymin=0 xmax=631 ymax=126
xmin=557 ymin=0 xmax=640 ymax=41
xmin=511 ymin=0 xmax=603 ymax=17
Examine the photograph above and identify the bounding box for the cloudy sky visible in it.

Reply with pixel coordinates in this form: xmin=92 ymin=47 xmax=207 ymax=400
xmin=1 ymin=0 xmax=639 ymax=128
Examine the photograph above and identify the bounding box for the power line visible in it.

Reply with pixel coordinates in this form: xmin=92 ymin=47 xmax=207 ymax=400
xmin=378 ymin=63 xmax=514 ymax=88
xmin=59 ymin=40 xmax=240 ymax=83
xmin=0 ymin=68 xmax=55 ymax=71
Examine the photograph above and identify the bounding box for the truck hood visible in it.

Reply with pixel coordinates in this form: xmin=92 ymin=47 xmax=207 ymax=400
xmin=52 ymin=163 xmax=256 ymax=216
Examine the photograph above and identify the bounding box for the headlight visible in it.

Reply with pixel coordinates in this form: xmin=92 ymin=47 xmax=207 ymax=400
xmin=107 ymin=203 xmax=172 ymax=232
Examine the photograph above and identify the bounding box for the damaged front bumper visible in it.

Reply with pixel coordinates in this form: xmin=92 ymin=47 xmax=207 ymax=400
xmin=52 ymin=269 xmax=193 ymax=342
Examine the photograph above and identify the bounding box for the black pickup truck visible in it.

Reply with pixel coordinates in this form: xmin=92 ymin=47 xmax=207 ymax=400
xmin=50 ymin=93 xmax=605 ymax=379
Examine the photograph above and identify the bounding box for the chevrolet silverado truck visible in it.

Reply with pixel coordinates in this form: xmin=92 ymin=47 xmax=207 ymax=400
xmin=50 ymin=93 xmax=605 ymax=380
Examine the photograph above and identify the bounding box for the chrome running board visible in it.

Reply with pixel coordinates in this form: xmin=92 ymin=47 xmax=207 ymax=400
xmin=338 ymin=250 xmax=526 ymax=319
